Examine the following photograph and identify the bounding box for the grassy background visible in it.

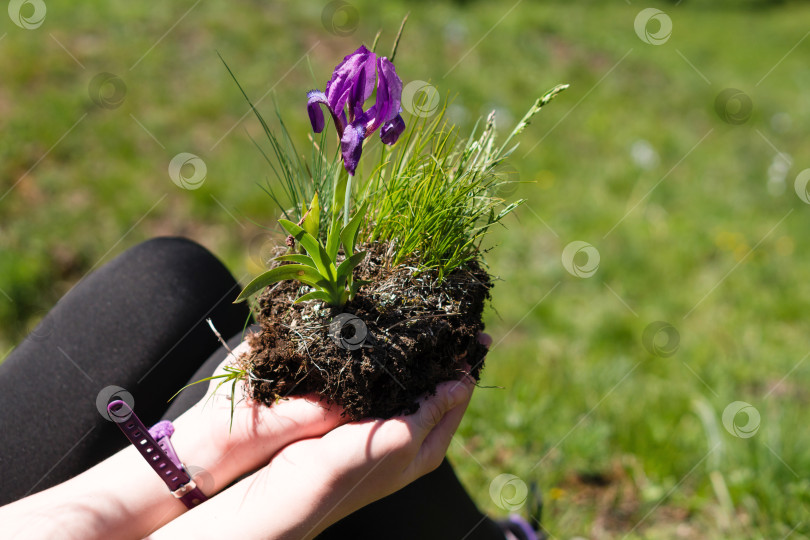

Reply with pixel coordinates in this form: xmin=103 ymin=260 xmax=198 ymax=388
xmin=2 ymin=0 xmax=808 ymax=537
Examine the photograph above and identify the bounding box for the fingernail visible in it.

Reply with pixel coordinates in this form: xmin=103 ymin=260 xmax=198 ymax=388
xmin=461 ymin=363 xmax=476 ymax=386
xmin=477 ymin=332 xmax=493 ymax=348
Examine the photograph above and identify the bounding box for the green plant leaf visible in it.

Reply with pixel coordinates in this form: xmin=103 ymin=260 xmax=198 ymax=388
xmin=235 ymin=264 xmax=330 ymax=302
xmin=294 ymin=290 xmax=334 ymax=304
xmin=349 ymin=279 xmax=371 ymax=300
xmin=279 ymin=219 xmax=336 ymax=282
xmin=274 ymin=254 xmax=317 ymax=267
xmin=335 ymin=251 xmax=367 ymax=289
xmin=340 ymin=202 xmax=368 ymax=257
xmin=332 ymin=166 xmax=348 ymax=223
xmin=302 ymin=192 xmax=320 ymax=240
xmin=326 ymin=219 xmax=341 ymax=262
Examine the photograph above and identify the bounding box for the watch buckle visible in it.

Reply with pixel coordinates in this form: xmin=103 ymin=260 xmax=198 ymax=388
xmin=172 ymin=479 xmax=198 ymax=499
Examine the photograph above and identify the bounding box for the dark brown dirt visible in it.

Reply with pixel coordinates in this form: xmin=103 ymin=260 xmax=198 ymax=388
xmin=243 ymin=241 xmax=492 ymax=420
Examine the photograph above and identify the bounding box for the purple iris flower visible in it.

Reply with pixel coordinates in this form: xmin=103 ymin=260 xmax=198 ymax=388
xmin=307 ymin=45 xmax=406 ymax=175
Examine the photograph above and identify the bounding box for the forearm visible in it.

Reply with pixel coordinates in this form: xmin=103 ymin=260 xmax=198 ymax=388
xmin=0 ymin=351 xmax=345 ymax=539
xmin=0 ymin=446 xmax=184 ymax=540
xmin=0 ymin=411 xmax=232 ymax=540
xmin=148 ymin=454 xmax=345 ymax=540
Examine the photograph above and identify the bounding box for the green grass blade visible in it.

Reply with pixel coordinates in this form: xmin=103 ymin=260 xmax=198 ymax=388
xmin=168 ymin=372 xmax=230 ymax=402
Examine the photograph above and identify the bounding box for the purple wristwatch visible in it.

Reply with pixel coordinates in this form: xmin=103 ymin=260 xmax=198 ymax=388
xmin=107 ymin=400 xmax=208 ymax=509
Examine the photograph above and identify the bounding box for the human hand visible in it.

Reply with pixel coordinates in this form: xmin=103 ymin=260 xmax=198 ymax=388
xmin=267 ymin=333 xmax=490 ymax=531
xmin=150 ymin=334 xmax=484 ymax=540
xmin=231 ymin=333 xmax=487 ymax=539
xmin=152 ymin=364 xmax=477 ymax=540
xmin=170 ymin=338 xmax=346 ymax=495
xmin=269 ymin=371 xmax=477 ymax=537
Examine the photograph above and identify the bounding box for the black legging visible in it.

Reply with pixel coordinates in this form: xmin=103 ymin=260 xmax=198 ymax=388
xmin=0 ymin=237 xmax=504 ymax=539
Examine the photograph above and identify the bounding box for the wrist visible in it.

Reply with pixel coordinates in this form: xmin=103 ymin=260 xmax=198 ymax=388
xmin=167 ymin=396 xmax=285 ymax=492
xmin=171 ymin=391 xmax=344 ymax=490
xmin=167 ymin=410 xmax=234 ymax=495
xmin=148 ymin=456 xmax=342 ymax=540
xmin=0 ymin=443 xmax=189 ymax=540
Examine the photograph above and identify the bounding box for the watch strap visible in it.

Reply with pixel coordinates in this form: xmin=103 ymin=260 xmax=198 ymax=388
xmin=149 ymin=420 xmax=185 ymax=470
xmin=107 ymin=400 xmax=208 ymax=509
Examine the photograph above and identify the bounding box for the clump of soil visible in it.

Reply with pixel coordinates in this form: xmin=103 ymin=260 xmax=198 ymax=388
xmin=243 ymin=241 xmax=492 ymax=419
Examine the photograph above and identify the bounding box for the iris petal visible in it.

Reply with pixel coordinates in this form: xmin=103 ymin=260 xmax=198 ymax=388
xmin=377 ymin=57 xmax=403 ymax=124
xmin=308 ymin=46 xmax=406 ymax=174
xmin=325 ymin=45 xmax=375 ymax=120
xmin=380 ymin=113 xmax=406 ymax=145
xmin=307 ymin=89 xmax=346 ymax=137
xmin=348 ymin=64 xmax=369 ymax=122
xmin=340 ymin=121 xmax=366 ymax=175
xmin=363 ymin=56 xmax=404 ymax=136
xmin=306 ymin=90 xmax=327 ymax=133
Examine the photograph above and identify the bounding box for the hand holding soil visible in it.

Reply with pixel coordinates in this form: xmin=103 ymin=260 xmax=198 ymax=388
xmin=150 ymin=357 xmax=477 ymax=539
xmin=170 ymin=340 xmax=347 ymax=490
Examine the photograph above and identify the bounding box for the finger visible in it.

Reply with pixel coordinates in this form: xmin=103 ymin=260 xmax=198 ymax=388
xmin=234 ymin=396 xmax=346 ymax=463
xmin=477 ymin=332 xmax=492 ymax=348
xmin=318 ymin=384 xmax=461 ymax=465
xmin=254 ymin=394 xmax=347 ymax=439
xmin=215 ymin=395 xmax=348 ymax=476
xmin=408 ymin=377 xmax=474 ymax=479
xmin=405 ymin=375 xmax=475 ymax=443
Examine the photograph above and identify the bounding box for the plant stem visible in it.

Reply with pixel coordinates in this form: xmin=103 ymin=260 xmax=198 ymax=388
xmin=390 ymin=13 xmax=409 ymax=64
xmin=344 ymin=173 xmax=353 ymax=227
xmin=370 ymin=29 xmax=382 ymax=53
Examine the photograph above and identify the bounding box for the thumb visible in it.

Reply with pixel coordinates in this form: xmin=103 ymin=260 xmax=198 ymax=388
xmin=408 ymin=375 xmax=475 ymax=442
xmin=406 ymin=376 xmax=475 ymax=479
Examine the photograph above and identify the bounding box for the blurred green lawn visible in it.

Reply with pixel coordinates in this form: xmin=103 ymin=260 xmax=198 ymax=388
xmin=2 ymin=0 xmax=808 ymax=537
